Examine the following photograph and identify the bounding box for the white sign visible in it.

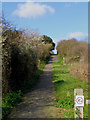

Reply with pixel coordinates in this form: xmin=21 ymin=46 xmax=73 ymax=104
xmin=76 ymin=95 xmax=84 ymax=107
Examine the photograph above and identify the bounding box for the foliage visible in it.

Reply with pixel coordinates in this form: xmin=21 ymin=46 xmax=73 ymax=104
xmin=42 ymin=35 xmax=55 ymax=50
xmin=2 ymin=26 xmax=37 ymax=93
xmin=56 ymin=39 xmax=88 ymax=64
xmin=2 ymin=18 xmax=55 ymax=94
xmin=56 ymin=96 xmax=74 ymax=109
xmin=56 ymin=39 xmax=88 ymax=81
xmin=1 ymin=17 xmax=55 ymax=118
xmin=19 ymin=61 xmax=46 ymax=93
xmin=52 ymin=59 xmax=88 ymax=118
xmin=2 ymin=91 xmax=22 ymax=119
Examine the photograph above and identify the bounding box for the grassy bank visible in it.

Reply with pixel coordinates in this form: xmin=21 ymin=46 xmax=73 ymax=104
xmin=52 ymin=58 xmax=88 ymax=118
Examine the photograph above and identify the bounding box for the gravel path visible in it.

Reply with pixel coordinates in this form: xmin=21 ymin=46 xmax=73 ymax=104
xmin=8 ymin=55 xmax=61 ymax=118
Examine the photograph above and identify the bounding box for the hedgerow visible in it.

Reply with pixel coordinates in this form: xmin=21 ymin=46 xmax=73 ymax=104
xmin=2 ymin=18 xmax=55 ymax=94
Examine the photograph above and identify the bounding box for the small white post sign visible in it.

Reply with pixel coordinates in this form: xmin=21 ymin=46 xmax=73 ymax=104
xmin=76 ymin=95 xmax=84 ymax=107
xmin=74 ymin=89 xmax=84 ymax=118
xmin=74 ymin=89 xmax=90 ymax=118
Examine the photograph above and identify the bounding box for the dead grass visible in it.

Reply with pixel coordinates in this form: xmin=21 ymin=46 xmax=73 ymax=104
xmin=69 ymin=62 xmax=88 ymax=80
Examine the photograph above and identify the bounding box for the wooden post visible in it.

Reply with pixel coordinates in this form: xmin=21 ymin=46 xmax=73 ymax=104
xmin=74 ymin=89 xmax=84 ymax=119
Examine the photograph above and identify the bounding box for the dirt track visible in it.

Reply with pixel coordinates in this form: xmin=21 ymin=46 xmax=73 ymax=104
xmin=8 ymin=55 xmax=61 ymax=118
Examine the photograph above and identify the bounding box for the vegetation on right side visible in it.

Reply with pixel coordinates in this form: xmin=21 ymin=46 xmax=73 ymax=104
xmin=53 ymin=59 xmax=88 ymax=118
xmin=52 ymin=39 xmax=88 ymax=118
xmin=56 ymin=39 xmax=88 ymax=80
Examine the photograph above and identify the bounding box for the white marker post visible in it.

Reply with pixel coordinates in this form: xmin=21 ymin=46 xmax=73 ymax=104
xmin=63 ymin=56 xmax=65 ymax=65
xmin=74 ymin=89 xmax=84 ymax=119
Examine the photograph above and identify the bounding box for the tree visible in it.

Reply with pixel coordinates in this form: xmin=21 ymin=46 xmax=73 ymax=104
xmin=42 ymin=35 xmax=55 ymax=50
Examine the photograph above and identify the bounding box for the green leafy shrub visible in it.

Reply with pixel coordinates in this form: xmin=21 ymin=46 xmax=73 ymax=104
xmin=2 ymin=91 xmax=22 ymax=119
xmin=3 ymin=92 xmax=22 ymax=107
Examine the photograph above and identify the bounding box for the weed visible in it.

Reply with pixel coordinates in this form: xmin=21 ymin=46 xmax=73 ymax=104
xmin=57 ymin=97 xmax=74 ymax=109
xmin=2 ymin=91 xmax=22 ymax=119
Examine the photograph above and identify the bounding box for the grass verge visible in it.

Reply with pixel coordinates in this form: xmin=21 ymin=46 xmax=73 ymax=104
xmin=52 ymin=58 xmax=88 ymax=118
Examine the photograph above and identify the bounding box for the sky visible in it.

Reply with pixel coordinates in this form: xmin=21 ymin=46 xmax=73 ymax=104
xmin=2 ymin=2 xmax=88 ymax=53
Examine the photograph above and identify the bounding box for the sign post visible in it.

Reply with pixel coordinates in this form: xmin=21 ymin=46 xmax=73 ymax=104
xmin=74 ymin=89 xmax=90 ymax=119
xmin=74 ymin=89 xmax=84 ymax=119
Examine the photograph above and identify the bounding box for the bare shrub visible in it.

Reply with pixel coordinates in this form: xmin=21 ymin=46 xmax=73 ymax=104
xmin=56 ymin=38 xmax=88 ymax=80
xmin=69 ymin=63 xmax=88 ymax=80
xmin=57 ymin=39 xmax=88 ymax=64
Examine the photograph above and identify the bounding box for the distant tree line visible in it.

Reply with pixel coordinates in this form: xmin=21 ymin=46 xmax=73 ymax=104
xmin=56 ymin=39 xmax=88 ymax=80
xmin=56 ymin=39 xmax=88 ymax=64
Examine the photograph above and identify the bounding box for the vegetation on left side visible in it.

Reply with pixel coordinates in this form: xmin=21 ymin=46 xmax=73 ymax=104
xmin=1 ymin=18 xmax=55 ymax=119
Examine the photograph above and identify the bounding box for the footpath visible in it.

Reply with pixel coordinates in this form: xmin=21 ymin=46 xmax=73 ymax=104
xmin=8 ymin=55 xmax=61 ymax=118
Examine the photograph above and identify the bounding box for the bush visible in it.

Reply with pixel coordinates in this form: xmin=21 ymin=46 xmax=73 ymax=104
xmin=2 ymin=27 xmax=37 ymax=93
xmin=56 ymin=39 xmax=88 ymax=81
xmin=69 ymin=63 xmax=88 ymax=80
xmin=2 ymin=18 xmax=55 ymax=94
xmin=2 ymin=91 xmax=22 ymax=119
xmin=56 ymin=39 xmax=88 ymax=64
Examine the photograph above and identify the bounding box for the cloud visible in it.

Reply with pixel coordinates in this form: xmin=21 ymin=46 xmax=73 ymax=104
xmin=54 ymin=32 xmax=88 ymax=44
xmin=67 ymin=32 xmax=88 ymax=38
xmin=13 ymin=2 xmax=55 ymax=19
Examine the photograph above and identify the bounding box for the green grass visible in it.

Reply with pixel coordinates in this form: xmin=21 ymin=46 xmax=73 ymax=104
xmin=52 ymin=58 xmax=88 ymax=118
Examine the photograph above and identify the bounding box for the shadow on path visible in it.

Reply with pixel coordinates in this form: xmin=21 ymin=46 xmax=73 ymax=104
xmin=8 ymin=55 xmax=61 ymax=118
